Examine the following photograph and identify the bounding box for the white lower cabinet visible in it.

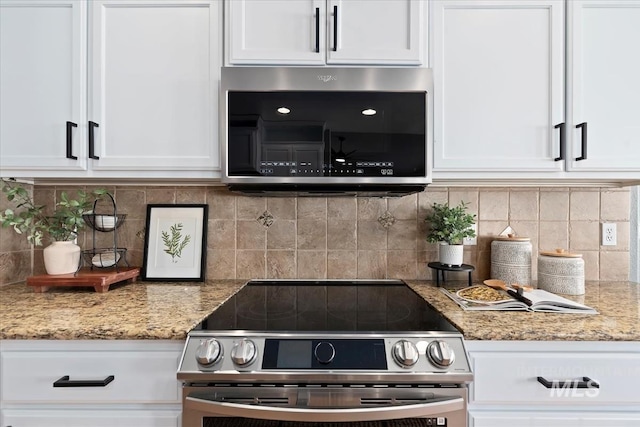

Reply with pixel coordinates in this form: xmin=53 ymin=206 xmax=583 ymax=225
xmin=0 ymin=340 xmax=184 ymax=427
xmin=466 ymin=341 xmax=640 ymax=427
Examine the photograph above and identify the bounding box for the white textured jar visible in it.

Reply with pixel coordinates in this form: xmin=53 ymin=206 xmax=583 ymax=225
xmin=490 ymin=237 xmax=532 ymax=285
xmin=538 ymin=250 xmax=585 ymax=295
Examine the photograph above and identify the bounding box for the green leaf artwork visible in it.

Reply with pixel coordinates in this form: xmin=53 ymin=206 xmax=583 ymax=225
xmin=161 ymin=223 xmax=191 ymax=263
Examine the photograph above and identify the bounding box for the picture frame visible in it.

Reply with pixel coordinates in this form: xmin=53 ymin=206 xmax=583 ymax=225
xmin=142 ymin=204 xmax=208 ymax=281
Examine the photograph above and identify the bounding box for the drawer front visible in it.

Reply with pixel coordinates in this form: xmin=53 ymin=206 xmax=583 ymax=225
xmin=470 ymin=410 xmax=640 ymax=427
xmin=469 ymin=351 xmax=640 ymax=405
xmin=1 ymin=409 xmax=180 ymax=427
xmin=1 ymin=349 xmax=181 ymax=403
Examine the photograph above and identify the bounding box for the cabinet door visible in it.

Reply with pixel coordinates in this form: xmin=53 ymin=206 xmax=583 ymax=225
xmin=1 ymin=409 xmax=180 ymax=427
xmin=227 ymin=0 xmax=325 ymax=65
xmin=89 ymin=0 xmax=220 ymax=175
xmin=432 ymin=0 xmax=565 ymax=173
xmin=567 ymin=0 xmax=640 ymax=172
xmin=470 ymin=411 xmax=640 ymax=427
xmin=0 ymin=0 xmax=87 ymax=174
xmin=326 ymin=0 xmax=424 ymax=65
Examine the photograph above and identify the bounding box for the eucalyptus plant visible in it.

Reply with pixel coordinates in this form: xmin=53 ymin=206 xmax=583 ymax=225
xmin=425 ymin=201 xmax=476 ymax=245
xmin=0 ymin=179 xmax=108 ymax=246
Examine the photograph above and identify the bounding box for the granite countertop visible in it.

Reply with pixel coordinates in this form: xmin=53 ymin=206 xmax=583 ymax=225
xmin=406 ymin=280 xmax=640 ymax=341
xmin=1 ymin=279 xmax=638 ymax=341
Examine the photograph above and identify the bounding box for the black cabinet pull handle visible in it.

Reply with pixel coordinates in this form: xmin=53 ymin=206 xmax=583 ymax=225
xmin=554 ymin=122 xmax=565 ymax=161
xmin=88 ymin=121 xmax=100 ymax=160
xmin=332 ymin=5 xmax=338 ymax=52
xmin=66 ymin=121 xmax=78 ymax=160
xmin=537 ymin=376 xmax=599 ymax=389
xmin=315 ymin=7 xmax=320 ymax=53
xmin=575 ymin=122 xmax=587 ymax=161
xmin=53 ymin=375 xmax=114 ymax=387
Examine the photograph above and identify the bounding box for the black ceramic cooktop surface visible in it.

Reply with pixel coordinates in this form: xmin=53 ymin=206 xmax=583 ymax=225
xmin=199 ymin=280 xmax=458 ymax=333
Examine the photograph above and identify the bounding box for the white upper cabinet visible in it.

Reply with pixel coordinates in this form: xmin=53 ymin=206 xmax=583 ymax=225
xmin=0 ymin=0 xmax=88 ymax=173
xmin=0 ymin=0 xmax=221 ymax=179
xmin=89 ymin=0 xmax=221 ymax=176
xmin=226 ymin=0 xmax=425 ymax=65
xmin=432 ymin=0 xmax=565 ymax=173
xmin=567 ymin=0 xmax=640 ymax=172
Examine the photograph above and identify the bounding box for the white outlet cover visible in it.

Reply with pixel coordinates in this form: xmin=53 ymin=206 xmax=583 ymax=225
xmin=602 ymin=223 xmax=617 ymax=246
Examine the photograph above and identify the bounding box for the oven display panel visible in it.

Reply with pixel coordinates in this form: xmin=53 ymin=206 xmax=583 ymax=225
xmin=263 ymin=339 xmax=387 ymax=370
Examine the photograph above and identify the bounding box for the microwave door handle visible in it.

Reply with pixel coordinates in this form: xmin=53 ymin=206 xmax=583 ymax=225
xmin=184 ymin=395 xmax=464 ymax=422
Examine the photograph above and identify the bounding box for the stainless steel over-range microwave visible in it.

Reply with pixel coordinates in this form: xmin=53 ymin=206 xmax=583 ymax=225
xmin=220 ymin=67 xmax=432 ymax=197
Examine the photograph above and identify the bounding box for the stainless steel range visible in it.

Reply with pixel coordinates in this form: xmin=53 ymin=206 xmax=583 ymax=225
xmin=177 ymin=280 xmax=472 ymax=427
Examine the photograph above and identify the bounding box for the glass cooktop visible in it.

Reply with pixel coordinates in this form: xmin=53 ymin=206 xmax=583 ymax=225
xmin=198 ymin=280 xmax=458 ymax=333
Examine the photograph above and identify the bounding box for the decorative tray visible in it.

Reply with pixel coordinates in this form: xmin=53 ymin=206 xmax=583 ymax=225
xmin=26 ymin=267 xmax=140 ymax=293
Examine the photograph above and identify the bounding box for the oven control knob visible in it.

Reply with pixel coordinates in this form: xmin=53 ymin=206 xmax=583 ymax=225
xmin=231 ymin=339 xmax=257 ymax=367
xmin=427 ymin=340 xmax=455 ymax=368
xmin=195 ymin=338 xmax=222 ymax=367
xmin=392 ymin=340 xmax=419 ymax=368
xmin=314 ymin=342 xmax=336 ymax=364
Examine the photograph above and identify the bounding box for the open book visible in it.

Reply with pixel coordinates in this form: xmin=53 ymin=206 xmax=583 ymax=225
xmin=441 ymin=287 xmax=598 ymax=314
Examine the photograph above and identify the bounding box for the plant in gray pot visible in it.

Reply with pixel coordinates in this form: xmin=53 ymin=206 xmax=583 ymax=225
xmin=0 ymin=179 xmax=107 ymax=275
xmin=425 ymin=201 xmax=476 ymax=267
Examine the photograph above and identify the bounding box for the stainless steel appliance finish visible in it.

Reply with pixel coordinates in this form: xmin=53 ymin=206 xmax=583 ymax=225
xmin=220 ymin=67 xmax=433 ymax=197
xmin=177 ymin=280 xmax=471 ymax=427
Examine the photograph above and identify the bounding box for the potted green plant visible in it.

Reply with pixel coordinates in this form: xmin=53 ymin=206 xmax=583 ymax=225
xmin=0 ymin=179 xmax=107 ymax=275
xmin=425 ymin=201 xmax=476 ymax=266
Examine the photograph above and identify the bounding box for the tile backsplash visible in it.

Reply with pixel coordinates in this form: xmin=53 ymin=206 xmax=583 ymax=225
xmin=0 ymin=185 xmax=632 ymax=286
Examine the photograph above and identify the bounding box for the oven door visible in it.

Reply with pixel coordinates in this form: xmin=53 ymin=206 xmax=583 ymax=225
xmin=182 ymin=385 xmax=467 ymax=427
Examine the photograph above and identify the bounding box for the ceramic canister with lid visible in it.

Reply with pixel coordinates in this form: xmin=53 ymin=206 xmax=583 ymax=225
xmin=490 ymin=236 xmax=532 ymax=285
xmin=538 ymin=249 xmax=585 ymax=295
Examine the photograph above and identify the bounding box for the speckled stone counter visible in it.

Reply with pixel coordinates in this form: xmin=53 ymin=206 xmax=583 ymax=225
xmin=406 ymin=280 xmax=640 ymax=341
xmin=1 ymin=279 xmax=638 ymax=341
xmin=0 ymin=280 xmax=245 ymax=340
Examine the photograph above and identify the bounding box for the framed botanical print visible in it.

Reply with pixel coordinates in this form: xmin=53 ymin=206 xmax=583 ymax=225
xmin=142 ymin=204 xmax=207 ymax=281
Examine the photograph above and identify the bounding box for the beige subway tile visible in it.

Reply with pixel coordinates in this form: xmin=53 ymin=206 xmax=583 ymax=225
xmin=417 ymin=220 xmax=436 ymax=251
xmin=509 ymin=190 xmax=539 ymax=221
xmin=327 ymin=220 xmax=357 ymax=250
xmin=328 ymin=198 xmax=357 ymax=219
xmin=0 ymin=252 xmax=31 ymax=286
xmin=208 ymin=219 xmax=236 ymax=250
xmin=237 ymin=197 xmax=266 ymax=220
xmin=297 ymin=251 xmax=327 ymax=279
xmin=569 ymin=221 xmax=600 ymax=251
xmin=388 ymin=193 xmax=417 ymax=220
xmin=327 ymin=250 xmax=357 ymax=278
xmin=581 ymin=251 xmax=599 ymax=281
xmin=599 ymin=251 xmax=630 ymax=281
xmin=418 ymin=188 xmax=448 ymax=219
xmin=540 ymin=190 xmax=569 ymax=221
xmin=297 ymin=219 xmax=327 ymax=250
xmin=266 ymin=198 xmax=296 ymax=220
xmin=449 ymin=189 xmax=479 ymax=215
xmin=570 ymin=191 xmax=599 ymax=221
xmin=417 ymin=251 xmax=439 ymax=280
xmin=510 ymin=221 xmax=539 ymax=253
xmin=476 ymin=250 xmax=491 ymax=281
xmin=237 ymin=220 xmax=266 ymax=250
xmin=297 ymin=198 xmax=327 ymax=220
xmin=266 ymin=250 xmax=296 ymax=278
xmin=146 ymin=187 xmax=177 ymax=204
xmin=111 ymin=188 xmax=146 ymax=220
xmin=387 ymin=220 xmax=418 ymax=250
xmin=357 ymin=198 xmax=387 ymax=220
xmin=267 ymin=220 xmax=296 ymax=250
xmin=539 ymin=221 xmax=569 ymax=252
xmin=206 ymin=189 xmax=236 ymax=219
xmin=477 ymin=220 xmax=510 ymax=252
xmin=236 ymin=250 xmax=266 ymax=279
xmin=601 ymin=190 xmax=630 ymax=221
xmin=0 ymin=225 xmax=30 ymax=252
xmin=176 ymin=187 xmax=206 ymax=204
xmin=387 ymin=250 xmax=417 ymax=279
xmin=479 ymin=190 xmax=509 ymax=221
xmin=357 ymin=250 xmax=387 ymax=279
xmin=357 ymin=221 xmax=387 ymax=250
xmin=208 ymin=250 xmax=236 ymax=279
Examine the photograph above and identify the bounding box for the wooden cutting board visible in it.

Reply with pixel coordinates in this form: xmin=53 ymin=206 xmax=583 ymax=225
xmin=26 ymin=267 xmax=140 ymax=293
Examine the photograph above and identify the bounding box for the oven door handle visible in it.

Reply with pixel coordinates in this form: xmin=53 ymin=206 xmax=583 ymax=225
xmin=184 ymin=395 xmax=464 ymax=422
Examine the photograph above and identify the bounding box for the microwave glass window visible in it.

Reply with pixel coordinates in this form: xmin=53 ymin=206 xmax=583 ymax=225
xmin=227 ymin=92 xmax=426 ymax=177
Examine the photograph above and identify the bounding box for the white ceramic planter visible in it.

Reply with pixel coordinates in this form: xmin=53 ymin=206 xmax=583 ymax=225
xmin=438 ymin=243 xmax=464 ymax=266
xmin=43 ymin=241 xmax=81 ymax=275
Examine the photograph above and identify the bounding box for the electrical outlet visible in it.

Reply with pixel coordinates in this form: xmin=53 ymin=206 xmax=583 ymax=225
xmin=463 ymin=224 xmax=477 ymax=246
xmin=602 ymin=223 xmax=617 ymax=246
